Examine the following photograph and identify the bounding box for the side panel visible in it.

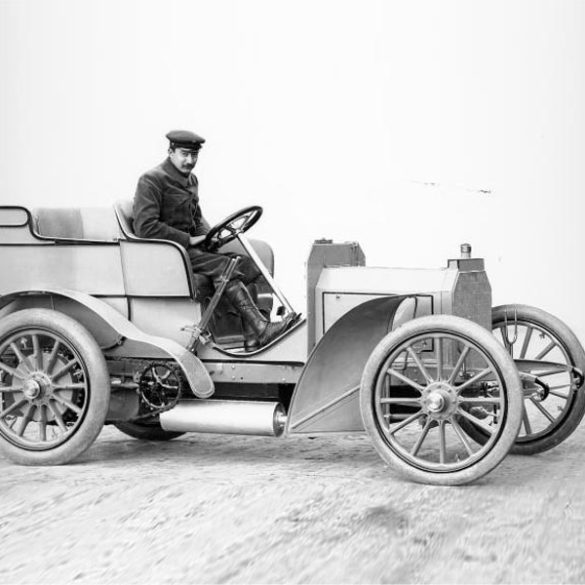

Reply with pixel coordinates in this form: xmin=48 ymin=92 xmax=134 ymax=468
xmin=287 ymin=296 xmax=408 ymax=434
xmin=0 ymin=244 xmax=125 ymax=296
xmin=314 ymin=266 xmax=457 ymax=343
xmin=128 ymin=297 xmax=199 ymax=347
xmin=120 ymin=240 xmax=192 ymax=297
xmin=0 ymin=288 xmax=214 ymax=398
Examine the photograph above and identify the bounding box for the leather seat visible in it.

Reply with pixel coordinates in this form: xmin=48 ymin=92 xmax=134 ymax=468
xmin=114 ymin=200 xmax=275 ymax=303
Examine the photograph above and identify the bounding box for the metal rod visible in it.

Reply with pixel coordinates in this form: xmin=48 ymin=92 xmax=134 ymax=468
xmin=186 ymin=257 xmax=239 ymax=351
xmin=236 ymin=233 xmax=294 ymax=314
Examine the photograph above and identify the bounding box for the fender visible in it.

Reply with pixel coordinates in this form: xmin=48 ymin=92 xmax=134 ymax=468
xmin=0 ymin=287 xmax=214 ymax=399
xmin=287 ymin=295 xmax=414 ymax=434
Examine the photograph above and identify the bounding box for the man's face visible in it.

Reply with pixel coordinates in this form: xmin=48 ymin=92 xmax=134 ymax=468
xmin=169 ymin=147 xmax=199 ymax=175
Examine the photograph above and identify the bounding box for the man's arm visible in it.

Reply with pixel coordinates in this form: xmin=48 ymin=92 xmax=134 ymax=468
xmin=192 ymin=203 xmax=211 ymax=237
xmin=133 ymin=175 xmax=191 ymax=248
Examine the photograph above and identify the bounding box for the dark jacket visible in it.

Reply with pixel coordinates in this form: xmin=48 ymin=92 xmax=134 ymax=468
xmin=133 ymin=158 xmax=210 ymax=248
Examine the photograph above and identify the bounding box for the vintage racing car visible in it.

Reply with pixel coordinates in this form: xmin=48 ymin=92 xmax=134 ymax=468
xmin=0 ymin=202 xmax=583 ymax=485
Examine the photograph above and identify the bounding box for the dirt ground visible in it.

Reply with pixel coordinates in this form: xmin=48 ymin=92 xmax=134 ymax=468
xmin=1 ymin=421 xmax=585 ymax=585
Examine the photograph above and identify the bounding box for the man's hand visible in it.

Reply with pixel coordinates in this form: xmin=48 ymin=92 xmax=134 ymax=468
xmin=188 ymin=235 xmax=207 ymax=248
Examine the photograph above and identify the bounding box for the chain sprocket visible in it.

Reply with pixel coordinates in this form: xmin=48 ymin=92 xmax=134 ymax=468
xmin=134 ymin=362 xmax=183 ymax=420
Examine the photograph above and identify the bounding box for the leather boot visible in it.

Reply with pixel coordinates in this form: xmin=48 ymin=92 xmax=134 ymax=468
xmin=242 ymin=284 xmax=260 ymax=351
xmin=225 ymin=281 xmax=298 ymax=348
xmin=241 ymin=316 xmax=260 ymax=351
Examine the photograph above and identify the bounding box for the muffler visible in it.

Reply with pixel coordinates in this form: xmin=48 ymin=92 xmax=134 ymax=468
xmin=159 ymin=400 xmax=287 ymax=437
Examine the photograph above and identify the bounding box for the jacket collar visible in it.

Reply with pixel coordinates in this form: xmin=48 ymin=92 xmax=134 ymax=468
xmin=162 ymin=157 xmax=192 ymax=187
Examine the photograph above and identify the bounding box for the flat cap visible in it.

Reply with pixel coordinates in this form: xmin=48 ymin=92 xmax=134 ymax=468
xmin=166 ymin=129 xmax=205 ymax=149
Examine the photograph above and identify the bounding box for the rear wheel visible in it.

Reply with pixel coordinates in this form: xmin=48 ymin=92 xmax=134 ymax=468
xmin=492 ymin=304 xmax=585 ymax=455
xmin=360 ymin=315 xmax=522 ymax=485
xmin=0 ymin=309 xmax=110 ymax=465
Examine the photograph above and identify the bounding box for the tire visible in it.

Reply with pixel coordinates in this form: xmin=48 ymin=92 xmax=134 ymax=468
xmin=115 ymin=419 xmax=184 ymax=441
xmin=360 ymin=315 xmax=523 ymax=485
xmin=491 ymin=304 xmax=585 ymax=455
xmin=0 ymin=309 xmax=110 ymax=465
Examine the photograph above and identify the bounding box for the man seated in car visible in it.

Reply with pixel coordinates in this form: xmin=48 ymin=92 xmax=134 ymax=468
xmin=133 ymin=130 xmax=297 ymax=348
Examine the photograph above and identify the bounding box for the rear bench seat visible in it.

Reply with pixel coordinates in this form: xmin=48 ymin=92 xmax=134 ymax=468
xmin=32 ymin=204 xmax=276 ymax=305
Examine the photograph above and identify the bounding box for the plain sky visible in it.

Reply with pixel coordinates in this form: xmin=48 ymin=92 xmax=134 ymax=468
xmin=1 ymin=0 xmax=584 ymax=338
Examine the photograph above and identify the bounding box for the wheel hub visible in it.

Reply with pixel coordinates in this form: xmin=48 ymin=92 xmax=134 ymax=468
xmin=22 ymin=373 xmax=53 ymax=403
xmin=23 ymin=379 xmax=41 ymax=400
xmin=427 ymin=392 xmax=445 ymax=413
xmin=422 ymin=382 xmax=458 ymax=420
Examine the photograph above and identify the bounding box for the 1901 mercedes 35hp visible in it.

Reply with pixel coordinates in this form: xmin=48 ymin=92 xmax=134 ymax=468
xmin=0 ymin=202 xmax=583 ymax=485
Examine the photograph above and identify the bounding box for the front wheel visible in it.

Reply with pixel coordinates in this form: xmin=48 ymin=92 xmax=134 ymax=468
xmin=360 ymin=315 xmax=523 ymax=485
xmin=0 ymin=309 xmax=110 ymax=465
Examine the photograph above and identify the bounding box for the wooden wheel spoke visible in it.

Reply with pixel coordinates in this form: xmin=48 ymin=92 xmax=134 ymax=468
xmin=406 ymin=346 xmax=434 ymax=384
xmin=32 ymin=334 xmax=42 ymax=370
xmin=47 ymin=402 xmax=68 ymax=432
xmin=438 ymin=420 xmax=447 ymax=464
xmin=529 ymin=397 xmax=555 ymax=423
xmin=52 ymin=393 xmax=83 ymax=415
xmin=380 ymin=397 xmax=422 ymax=405
xmin=46 ymin=340 xmax=61 ymax=374
xmin=436 ymin=338 xmax=443 ymax=381
xmin=0 ymin=385 xmax=24 ymax=393
xmin=53 ymin=383 xmax=86 ymax=391
xmin=9 ymin=342 xmax=32 ymax=374
xmin=455 ymin=367 xmax=493 ymax=393
xmin=51 ymin=359 xmax=78 ymax=382
xmin=457 ymin=397 xmax=501 ymax=405
xmin=0 ymin=397 xmax=27 ymax=419
xmin=548 ymin=389 xmax=569 ymax=400
xmin=450 ymin=417 xmax=474 ymax=456
xmin=410 ymin=418 xmax=432 ymax=456
xmin=457 ymin=408 xmax=495 ymax=435
xmin=534 ymin=369 xmax=572 ymax=378
xmin=389 ymin=410 xmax=424 ymax=435
xmin=0 ymin=360 xmax=21 ymax=379
xmin=387 ymin=368 xmax=425 ymax=393
xmin=522 ymin=408 xmax=533 ymax=435
xmin=38 ymin=405 xmax=47 ymax=442
xmin=520 ymin=326 xmax=533 ymax=359
xmin=535 ymin=340 xmax=557 ymax=361
xmin=448 ymin=345 xmax=470 ymax=384
xmin=548 ymin=383 xmax=571 ymax=391
xmin=15 ymin=403 xmax=34 ymax=437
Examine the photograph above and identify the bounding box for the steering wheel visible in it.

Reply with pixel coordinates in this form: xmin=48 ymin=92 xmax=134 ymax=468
xmin=204 ymin=205 xmax=263 ymax=250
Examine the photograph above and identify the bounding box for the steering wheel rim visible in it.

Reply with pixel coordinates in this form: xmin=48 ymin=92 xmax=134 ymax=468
xmin=204 ymin=205 xmax=263 ymax=250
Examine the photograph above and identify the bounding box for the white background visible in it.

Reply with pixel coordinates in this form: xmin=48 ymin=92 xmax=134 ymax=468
xmin=1 ymin=0 xmax=584 ymax=338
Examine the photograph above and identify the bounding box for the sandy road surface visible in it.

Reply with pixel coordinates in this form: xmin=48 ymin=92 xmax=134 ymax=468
xmin=1 ymin=422 xmax=585 ymax=585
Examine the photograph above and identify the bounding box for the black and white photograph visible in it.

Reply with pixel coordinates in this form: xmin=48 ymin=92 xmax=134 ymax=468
xmin=0 ymin=1 xmax=584 ymax=583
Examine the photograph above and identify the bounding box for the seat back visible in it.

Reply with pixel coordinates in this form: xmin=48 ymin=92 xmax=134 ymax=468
xmin=33 ymin=207 xmax=121 ymax=241
xmin=115 ymin=199 xmax=275 ymax=276
xmin=114 ymin=199 xmax=137 ymax=239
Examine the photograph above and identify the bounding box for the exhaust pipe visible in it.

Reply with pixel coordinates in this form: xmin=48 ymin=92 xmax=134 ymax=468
xmin=160 ymin=400 xmax=287 ymax=437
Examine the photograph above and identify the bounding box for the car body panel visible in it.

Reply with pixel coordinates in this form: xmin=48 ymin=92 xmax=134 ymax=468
xmin=287 ymin=296 xmax=411 ymax=434
xmin=0 ymin=287 xmax=214 ymax=398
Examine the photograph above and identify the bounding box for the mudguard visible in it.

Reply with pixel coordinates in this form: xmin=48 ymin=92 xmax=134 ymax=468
xmin=287 ymin=295 xmax=412 ymax=434
xmin=0 ymin=287 xmax=214 ymax=399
